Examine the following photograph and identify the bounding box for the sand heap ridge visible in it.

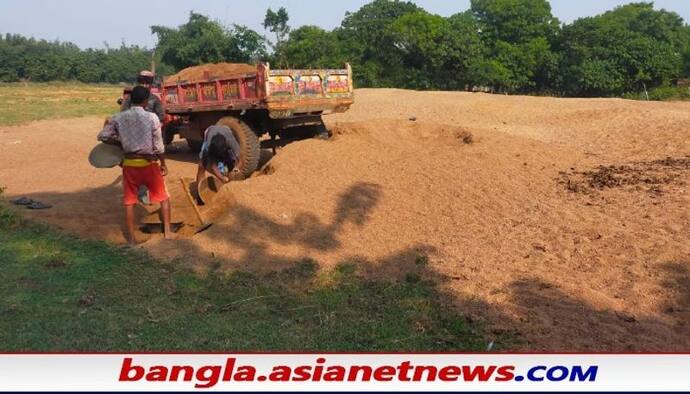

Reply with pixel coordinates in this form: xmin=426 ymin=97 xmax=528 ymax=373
xmin=164 ymin=63 xmax=257 ymax=84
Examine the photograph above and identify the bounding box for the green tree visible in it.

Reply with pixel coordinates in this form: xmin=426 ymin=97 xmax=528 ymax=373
xmin=263 ymin=7 xmax=290 ymax=44
xmin=471 ymin=0 xmax=559 ymax=43
xmin=281 ymin=26 xmax=347 ymax=69
xmin=471 ymin=0 xmax=560 ymax=92
xmin=2 ymin=1 xmax=689 ymax=97
xmin=338 ymin=0 xmax=422 ymax=87
xmin=680 ymin=25 xmax=690 ymax=77
xmin=557 ymin=2 xmax=684 ymax=96
xmin=151 ymin=12 xmax=268 ymax=70
xmin=0 ymin=34 xmax=155 ymax=83
xmin=390 ymin=11 xmax=486 ymax=89
xmin=229 ymin=25 xmax=270 ymax=63
xmin=263 ymin=7 xmax=291 ymax=67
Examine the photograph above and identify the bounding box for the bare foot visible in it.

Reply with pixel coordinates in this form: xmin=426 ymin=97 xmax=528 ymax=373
xmin=163 ymin=232 xmax=176 ymax=240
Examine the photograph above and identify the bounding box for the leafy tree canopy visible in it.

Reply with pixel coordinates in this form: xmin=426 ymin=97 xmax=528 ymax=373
xmin=3 ymin=0 xmax=690 ymax=98
xmin=151 ymin=12 xmax=268 ymax=70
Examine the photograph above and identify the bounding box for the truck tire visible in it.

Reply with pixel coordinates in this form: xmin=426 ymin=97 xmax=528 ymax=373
xmin=216 ymin=116 xmax=260 ymax=179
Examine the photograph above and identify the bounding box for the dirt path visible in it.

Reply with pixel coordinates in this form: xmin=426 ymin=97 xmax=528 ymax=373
xmin=1 ymin=89 xmax=688 ymax=351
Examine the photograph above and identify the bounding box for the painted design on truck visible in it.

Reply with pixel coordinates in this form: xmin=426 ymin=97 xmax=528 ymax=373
xmin=201 ymin=83 xmax=218 ymax=101
xmin=269 ymin=76 xmax=294 ymax=95
xmin=164 ymin=88 xmax=178 ymax=105
xmin=184 ymin=87 xmax=198 ymax=102
xmin=221 ymin=82 xmax=240 ymax=99
xmin=327 ymin=75 xmax=349 ymax=93
xmin=245 ymin=79 xmax=257 ymax=98
xmin=297 ymin=75 xmax=323 ymax=95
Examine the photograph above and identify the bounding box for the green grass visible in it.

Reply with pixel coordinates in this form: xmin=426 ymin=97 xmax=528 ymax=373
xmin=0 ymin=200 xmax=484 ymax=352
xmin=0 ymin=82 xmax=122 ymax=126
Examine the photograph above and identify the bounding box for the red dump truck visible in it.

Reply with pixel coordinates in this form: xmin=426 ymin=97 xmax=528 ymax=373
xmin=123 ymin=63 xmax=354 ymax=178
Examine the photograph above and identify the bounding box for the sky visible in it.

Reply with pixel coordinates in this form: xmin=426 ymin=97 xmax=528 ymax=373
xmin=0 ymin=0 xmax=689 ymax=49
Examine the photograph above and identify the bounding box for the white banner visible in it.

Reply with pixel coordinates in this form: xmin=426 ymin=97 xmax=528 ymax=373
xmin=0 ymin=354 xmax=688 ymax=392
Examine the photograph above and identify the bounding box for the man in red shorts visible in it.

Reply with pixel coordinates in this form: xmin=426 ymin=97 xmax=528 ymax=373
xmin=98 ymin=86 xmax=172 ymax=244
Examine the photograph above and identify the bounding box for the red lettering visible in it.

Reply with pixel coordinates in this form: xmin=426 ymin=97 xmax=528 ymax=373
xmin=412 ymin=366 xmax=438 ymax=382
xmin=195 ymin=366 xmax=221 ymax=388
xmin=462 ymin=365 xmax=497 ymax=382
xmin=169 ymin=365 xmax=194 ymax=381
xmin=269 ymin=366 xmax=291 ymax=381
xmin=233 ymin=366 xmax=256 ymax=381
xmin=145 ymin=366 xmax=167 ymax=382
xmin=312 ymin=365 xmax=324 ymax=381
xmin=119 ymin=358 xmax=144 ymax=382
xmin=222 ymin=358 xmax=235 ymax=381
xmin=373 ymin=366 xmax=396 ymax=381
xmin=439 ymin=366 xmax=461 ymax=381
xmin=292 ymin=366 xmax=312 ymax=382
xmin=496 ymin=365 xmax=515 ymax=382
xmin=323 ymin=366 xmax=346 ymax=381
xmin=397 ymin=361 xmax=413 ymax=381
xmin=347 ymin=366 xmax=372 ymax=382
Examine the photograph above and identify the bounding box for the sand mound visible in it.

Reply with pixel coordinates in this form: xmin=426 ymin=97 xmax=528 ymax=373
xmin=2 ymin=89 xmax=689 ymax=351
xmin=164 ymin=63 xmax=257 ymax=84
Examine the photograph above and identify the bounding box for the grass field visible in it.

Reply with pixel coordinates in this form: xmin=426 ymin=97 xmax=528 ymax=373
xmin=0 ymin=198 xmax=485 ymax=351
xmin=0 ymin=82 xmax=121 ymax=126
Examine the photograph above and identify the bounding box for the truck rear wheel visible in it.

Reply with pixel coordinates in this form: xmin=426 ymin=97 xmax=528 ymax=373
xmin=216 ymin=116 xmax=260 ymax=179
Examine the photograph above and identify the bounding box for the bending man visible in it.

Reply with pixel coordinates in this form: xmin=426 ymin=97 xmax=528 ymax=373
xmin=195 ymin=125 xmax=241 ymax=205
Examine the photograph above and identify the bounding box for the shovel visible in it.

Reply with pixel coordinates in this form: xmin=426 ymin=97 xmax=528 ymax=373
xmin=179 ymin=177 xmax=213 ymax=234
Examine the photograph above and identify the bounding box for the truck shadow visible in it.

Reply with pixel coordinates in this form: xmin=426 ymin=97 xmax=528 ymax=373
xmin=164 ymin=127 xmax=329 ymax=169
xmin=161 ymin=141 xmax=200 ymax=164
xmin=165 ymin=142 xmax=276 ymax=171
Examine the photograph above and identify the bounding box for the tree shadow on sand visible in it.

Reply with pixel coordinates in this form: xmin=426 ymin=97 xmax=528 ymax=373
xmin=152 ymin=181 xmax=690 ymax=351
xmin=4 ymin=178 xmax=690 ymax=351
xmin=470 ymin=262 xmax=690 ymax=351
xmin=161 ymin=181 xmax=384 ymax=272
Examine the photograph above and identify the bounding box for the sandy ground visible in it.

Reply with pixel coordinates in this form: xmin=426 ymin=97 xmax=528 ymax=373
xmin=1 ymin=89 xmax=688 ymax=351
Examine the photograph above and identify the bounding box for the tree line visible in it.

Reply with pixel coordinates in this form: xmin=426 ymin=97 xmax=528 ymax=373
xmin=0 ymin=34 xmax=166 ymax=84
xmin=2 ymin=0 xmax=690 ymax=97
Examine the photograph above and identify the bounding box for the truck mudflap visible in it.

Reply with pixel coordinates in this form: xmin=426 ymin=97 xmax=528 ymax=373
xmin=263 ymin=63 xmax=354 ymax=119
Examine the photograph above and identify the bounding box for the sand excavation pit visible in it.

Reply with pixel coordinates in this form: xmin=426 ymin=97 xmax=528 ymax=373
xmin=1 ymin=89 xmax=689 ymax=351
xmin=140 ymin=176 xmax=234 ymax=236
xmin=559 ymin=155 xmax=690 ymax=195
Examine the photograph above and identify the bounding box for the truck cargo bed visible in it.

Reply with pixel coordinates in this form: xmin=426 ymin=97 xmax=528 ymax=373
xmin=162 ymin=63 xmax=354 ymax=119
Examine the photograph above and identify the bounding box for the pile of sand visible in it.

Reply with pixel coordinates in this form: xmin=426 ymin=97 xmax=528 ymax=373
xmin=2 ymin=89 xmax=689 ymax=351
xmin=164 ymin=63 xmax=257 ymax=84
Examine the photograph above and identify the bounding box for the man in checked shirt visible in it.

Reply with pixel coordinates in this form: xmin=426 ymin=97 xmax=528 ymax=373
xmin=98 ymin=86 xmax=173 ymax=244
